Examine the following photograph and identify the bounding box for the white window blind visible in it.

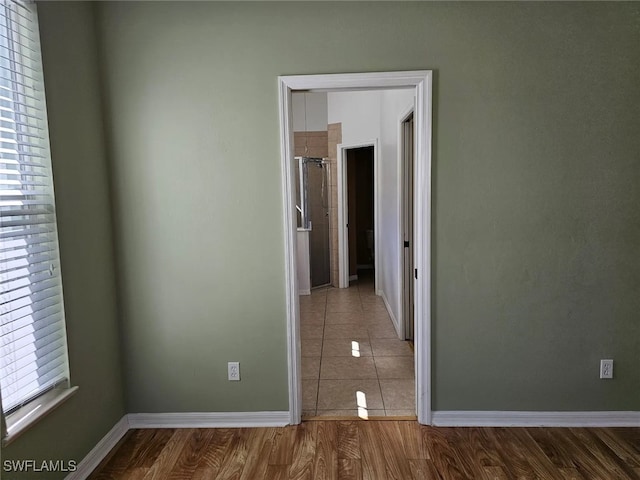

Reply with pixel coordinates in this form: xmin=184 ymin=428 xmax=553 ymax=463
xmin=0 ymin=0 xmax=70 ymax=415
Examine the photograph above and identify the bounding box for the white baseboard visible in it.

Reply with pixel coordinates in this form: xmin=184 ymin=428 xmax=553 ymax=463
xmin=379 ymin=289 xmax=401 ymax=337
xmin=127 ymin=411 xmax=290 ymax=429
xmin=432 ymin=410 xmax=640 ymax=427
xmin=65 ymin=415 xmax=130 ymax=480
xmin=299 ymin=289 xmax=311 ymax=296
xmin=68 ymin=411 xmax=289 ymax=478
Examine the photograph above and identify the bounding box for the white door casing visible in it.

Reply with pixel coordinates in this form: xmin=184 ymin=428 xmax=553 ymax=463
xmin=278 ymin=71 xmax=433 ymax=425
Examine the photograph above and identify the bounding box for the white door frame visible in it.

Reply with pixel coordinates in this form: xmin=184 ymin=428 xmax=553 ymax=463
xmin=278 ymin=71 xmax=433 ymax=425
xmin=337 ymin=140 xmax=379 ymax=290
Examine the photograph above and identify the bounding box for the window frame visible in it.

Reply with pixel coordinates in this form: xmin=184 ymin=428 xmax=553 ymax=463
xmin=0 ymin=0 xmax=76 ymax=445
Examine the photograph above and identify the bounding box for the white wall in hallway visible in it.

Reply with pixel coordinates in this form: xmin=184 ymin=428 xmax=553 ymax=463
xmin=327 ymin=90 xmax=381 ymax=146
xmin=326 ymin=89 xmax=414 ymax=331
xmin=379 ymin=89 xmax=415 ymax=333
xmin=292 ymin=92 xmax=328 ymax=132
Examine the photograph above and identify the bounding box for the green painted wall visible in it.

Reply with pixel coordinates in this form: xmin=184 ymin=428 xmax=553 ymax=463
xmin=6 ymin=2 xmax=639 ymax=474
xmin=96 ymin=0 xmax=640 ymax=415
xmin=2 ymin=3 xmax=125 ymax=479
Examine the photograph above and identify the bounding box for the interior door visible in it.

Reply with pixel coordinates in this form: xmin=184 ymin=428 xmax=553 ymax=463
xmin=403 ymin=114 xmax=415 ymax=341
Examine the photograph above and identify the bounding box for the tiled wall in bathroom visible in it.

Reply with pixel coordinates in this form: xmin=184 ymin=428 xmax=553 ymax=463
xmin=328 ymin=123 xmax=342 ymax=287
xmin=294 ymin=131 xmax=328 ymax=158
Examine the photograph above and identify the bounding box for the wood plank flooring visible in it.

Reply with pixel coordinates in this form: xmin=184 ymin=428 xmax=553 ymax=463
xmin=89 ymin=422 xmax=640 ymax=479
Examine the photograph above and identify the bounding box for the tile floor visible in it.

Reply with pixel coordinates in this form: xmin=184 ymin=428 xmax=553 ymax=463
xmin=300 ymin=272 xmax=415 ymax=418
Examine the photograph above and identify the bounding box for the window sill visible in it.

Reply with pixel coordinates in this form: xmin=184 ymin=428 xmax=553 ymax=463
xmin=2 ymin=386 xmax=79 ymax=447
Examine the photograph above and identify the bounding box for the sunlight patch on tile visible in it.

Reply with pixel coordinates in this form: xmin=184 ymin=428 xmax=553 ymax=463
xmin=356 ymin=390 xmax=368 ymax=419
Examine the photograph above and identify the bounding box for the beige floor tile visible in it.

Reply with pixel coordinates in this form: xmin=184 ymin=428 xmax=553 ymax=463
xmin=361 ymin=310 xmax=392 ymax=324
xmin=361 ymin=297 xmax=385 ymax=308
xmin=325 ymin=311 xmax=365 ymax=325
xmin=300 ymin=304 xmax=326 ymax=315
xmin=361 ymin=307 xmax=389 ymax=319
xmin=326 ymin=293 xmax=359 ymax=301
xmin=313 ymin=409 xmax=387 ymax=418
xmin=363 ymin=306 xmax=390 ymax=317
xmin=302 ymin=380 xmax=318 ymax=411
xmin=322 ymin=338 xmax=372 ymax=357
xmin=300 ymin=311 xmax=325 ymax=326
xmin=302 ymin=357 xmax=321 ymax=379
xmin=385 ymin=410 xmax=416 ymax=417
xmin=374 ymin=356 xmax=415 ymax=379
xmin=323 ymin=324 xmax=368 ymax=339
xmin=301 ymin=338 xmax=323 ymax=357
xmin=299 ymin=274 xmax=415 ymax=418
xmin=315 ymin=409 xmax=358 ymax=417
xmin=317 ymin=379 xmax=384 ymax=410
xmin=358 ymin=289 xmax=378 ymax=298
xmin=326 ymin=287 xmax=359 ymax=299
xmin=326 ymin=300 xmax=362 ymax=313
xmin=367 ymin=322 xmax=398 ymax=339
xmin=300 ymin=296 xmax=326 ymax=309
xmin=301 ymin=324 xmax=324 ymax=339
xmin=320 ymin=356 xmax=377 ymax=379
xmin=380 ymin=379 xmax=415 ymax=410
xmin=300 ymin=293 xmax=326 ymax=304
xmin=365 ymin=410 xmax=387 ymax=417
xmin=370 ymin=338 xmax=413 ymax=356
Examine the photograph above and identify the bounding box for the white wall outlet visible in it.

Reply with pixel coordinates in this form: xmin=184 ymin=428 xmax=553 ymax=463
xmin=228 ymin=362 xmax=240 ymax=381
xmin=599 ymin=359 xmax=613 ymax=379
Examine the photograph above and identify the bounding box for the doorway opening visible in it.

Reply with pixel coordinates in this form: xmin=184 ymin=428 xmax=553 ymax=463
xmin=278 ymin=71 xmax=433 ymax=425
xmin=347 ymin=146 xmax=375 ymax=284
xmin=337 ymin=141 xmax=378 ymax=291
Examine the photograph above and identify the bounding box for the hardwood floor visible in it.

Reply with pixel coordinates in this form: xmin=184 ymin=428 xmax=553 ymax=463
xmin=89 ymin=422 xmax=640 ymax=479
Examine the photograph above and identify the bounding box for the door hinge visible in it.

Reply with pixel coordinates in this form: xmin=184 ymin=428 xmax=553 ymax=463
xmin=414 ymin=269 xmax=418 ymax=279
xmin=404 ymin=241 xmax=410 ymax=248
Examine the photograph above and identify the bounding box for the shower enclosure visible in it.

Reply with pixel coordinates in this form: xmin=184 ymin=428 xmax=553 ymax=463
xmin=296 ymin=157 xmax=331 ymax=288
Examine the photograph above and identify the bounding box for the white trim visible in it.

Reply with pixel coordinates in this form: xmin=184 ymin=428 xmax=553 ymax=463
xmin=413 ymin=72 xmax=433 ymax=426
xmin=3 ymin=386 xmax=78 ymax=446
xmin=127 ymin=411 xmax=290 ymax=429
xmin=337 ymin=139 xmax=379 ymax=290
xmin=65 ymin=415 xmax=130 ymax=480
xmin=281 ymin=71 xmax=432 ymax=92
xmin=432 ymin=411 xmax=640 ymax=427
xmin=299 ymin=289 xmax=311 ymax=296
xmin=278 ymin=70 xmax=433 ymax=425
xmin=278 ymin=79 xmax=302 ymax=425
xmin=380 ymin=289 xmax=401 ymax=338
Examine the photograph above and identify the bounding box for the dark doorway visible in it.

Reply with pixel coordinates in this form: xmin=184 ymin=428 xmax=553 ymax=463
xmin=402 ymin=113 xmax=415 ymax=341
xmin=346 ymin=146 xmax=375 ymax=282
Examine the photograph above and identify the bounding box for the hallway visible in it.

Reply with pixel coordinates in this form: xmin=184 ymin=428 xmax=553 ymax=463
xmin=300 ymin=272 xmax=416 ymax=417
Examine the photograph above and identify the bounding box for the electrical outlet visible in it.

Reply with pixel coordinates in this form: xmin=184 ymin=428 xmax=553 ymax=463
xmin=600 ymin=359 xmax=613 ymax=379
xmin=228 ymin=362 xmax=240 ymax=381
